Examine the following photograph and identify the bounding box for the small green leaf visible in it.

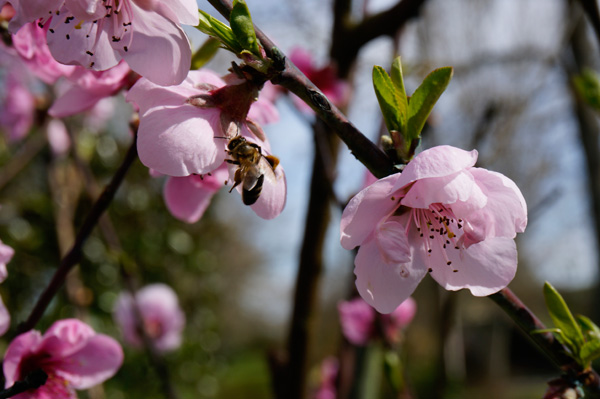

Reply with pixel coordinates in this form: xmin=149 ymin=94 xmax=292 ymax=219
xmin=373 ymin=66 xmax=402 ymax=133
xmin=230 ymin=0 xmax=260 ymax=56
xmin=574 ymin=68 xmax=600 ymax=111
xmin=406 ymin=66 xmax=453 ymax=141
xmin=390 ymin=57 xmax=408 ymax=131
xmin=191 ymin=37 xmax=221 ymax=70
xmin=577 ymin=315 xmax=600 ymax=340
xmin=196 ymin=10 xmax=243 ymax=54
xmin=543 ymin=282 xmax=585 ymax=351
xmin=581 ymin=339 xmax=600 ymax=366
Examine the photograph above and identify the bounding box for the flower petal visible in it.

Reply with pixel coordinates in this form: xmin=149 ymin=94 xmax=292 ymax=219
xmin=47 ymin=15 xmax=121 ymax=71
xmin=3 ymin=330 xmax=42 ymax=386
xmin=136 ymin=106 xmax=226 ymax=176
xmin=401 ymin=170 xmax=485 ymax=209
xmin=392 ymin=145 xmax=478 ymax=192
xmin=462 ymin=168 xmax=527 ymax=244
xmin=164 ymin=168 xmax=227 ymax=223
xmin=375 ymin=216 xmax=411 ymax=264
xmin=116 ymin=2 xmax=191 ymax=86
xmin=340 ymin=173 xmax=402 ymax=250
xmin=354 ymin=235 xmax=427 ymax=314
xmin=425 ymin=237 xmax=518 ymax=296
xmin=249 ymin=157 xmax=287 ymax=220
xmin=55 ymin=334 xmax=123 ymax=389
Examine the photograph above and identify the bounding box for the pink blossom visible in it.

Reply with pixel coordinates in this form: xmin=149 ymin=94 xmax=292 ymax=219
xmin=113 ymin=284 xmax=185 ymax=353
xmin=164 ymin=165 xmax=229 ymax=223
xmin=338 ymin=297 xmax=416 ymax=345
xmin=337 ymin=297 xmax=375 ymax=346
xmin=46 ymin=119 xmax=70 ymax=156
xmin=12 ymin=22 xmax=76 ymax=84
xmin=383 ymin=297 xmax=416 ymax=344
xmin=0 ymin=239 xmax=12 ymax=284
xmin=314 ymin=357 xmax=338 ymax=399
xmin=49 ymin=60 xmax=131 ymax=118
xmin=0 ymin=66 xmax=35 ymax=142
xmin=3 ymin=318 xmax=123 ymax=398
xmin=127 ymin=69 xmax=286 ymax=219
xmin=289 ymin=47 xmax=349 ymax=113
xmin=0 ymin=239 xmax=14 ymax=336
xmin=340 ymin=146 xmax=527 ymax=313
xmin=4 ymin=0 xmax=197 ymax=86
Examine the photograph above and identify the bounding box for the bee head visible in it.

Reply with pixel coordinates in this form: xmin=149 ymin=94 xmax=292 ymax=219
xmin=227 ymin=136 xmax=246 ymax=151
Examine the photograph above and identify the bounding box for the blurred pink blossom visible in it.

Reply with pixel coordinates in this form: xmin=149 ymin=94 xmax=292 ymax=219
xmin=341 ymin=145 xmax=527 ymax=313
xmin=11 ymin=22 xmax=75 ymax=84
xmin=314 ymin=357 xmax=338 ymax=399
xmin=0 ymin=67 xmax=35 ymax=142
xmin=164 ymin=165 xmax=229 ymax=224
xmin=337 ymin=297 xmax=375 ymax=346
xmin=113 ymin=284 xmax=185 ymax=353
xmin=49 ymin=60 xmax=131 ymax=118
xmin=0 ymin=239 xmax=14 ymax=336
xmin=46 ymin=119 xmax=70 ymax=156
xmin=289 ymin=47 xmax=349 ymax=113
xmin=3 ymin=318 xmax=123 ymax=398
xmin=127 ymin=69 xmax=286 ymax=219
xmin=338 ymin=297 xmax=416 ymax=346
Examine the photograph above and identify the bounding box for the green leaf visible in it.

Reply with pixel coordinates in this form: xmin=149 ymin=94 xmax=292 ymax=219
xmin=581 ymin=339 xmax=600 ymax=366
xmin=196 ymin=10 xmax=243 ymax=54
xmin=230 ymin=0 xmax=261 ymax=56
xmin=406 ymin=66 xmax=453 ymax=141
xmin=577 ymin=315 xmax=600 ymax=340
xmin=191 ymin=37 xmax=221 ymax=70
xmin=543 ymin=282 xmax=585 ymax=351
xmin=373 ymin=66 xmax=402 ymax=133
xmin=390 ymin=57 xmax=408 ymax=132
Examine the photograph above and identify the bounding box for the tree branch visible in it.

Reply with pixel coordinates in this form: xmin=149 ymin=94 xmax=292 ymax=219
xmin=16 ymin=133 xmax=138 ymax=335
xmin=205 ymin=0 xmax=395 ymax=178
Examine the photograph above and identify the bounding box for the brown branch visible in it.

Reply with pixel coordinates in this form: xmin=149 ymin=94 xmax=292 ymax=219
xmin=205 ymin=0 xmax=395 ymax=179
xmin=16 ymin=133 xmax=138 ymax=335
xmin=330 ymin=0 xmax=428 ymax=77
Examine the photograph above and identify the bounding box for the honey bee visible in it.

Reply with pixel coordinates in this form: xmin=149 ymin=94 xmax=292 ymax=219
xmin=226 ymin=136 xmax=280 ymax=205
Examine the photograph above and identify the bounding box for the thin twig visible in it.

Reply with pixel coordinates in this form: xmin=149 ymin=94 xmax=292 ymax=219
xmin=68 ymin=130 xmax=178 ymax=399
xmin=16 ymin=134 xmax=138 ymax=335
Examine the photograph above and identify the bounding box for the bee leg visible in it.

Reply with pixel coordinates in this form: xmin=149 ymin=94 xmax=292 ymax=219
xmin=226 ymin=159 xmax=240 ymax=165
xmin=229 ymin=169 xmax=243 ymax=193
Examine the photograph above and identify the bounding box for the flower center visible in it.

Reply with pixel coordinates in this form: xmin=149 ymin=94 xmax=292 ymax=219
xmin=411 ymin=204 xmax=465 ymax=273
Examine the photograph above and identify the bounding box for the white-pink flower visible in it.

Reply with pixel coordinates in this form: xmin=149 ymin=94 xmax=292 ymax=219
xmin=340 ymin=145 xmax=527 ymax=313
xmin=4 ymin=0 xmax=197 ymax=86
xmin=113 ymin=284 xmax=185 ymax=353
xmin=127 ymin=69 xmax=286 ymax=219
xmin=3 ymin=318 xmax=123 ymax=398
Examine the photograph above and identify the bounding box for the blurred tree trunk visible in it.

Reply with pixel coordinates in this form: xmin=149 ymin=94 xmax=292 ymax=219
xmin=569 ymin=1 xmax=600 ymax=320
